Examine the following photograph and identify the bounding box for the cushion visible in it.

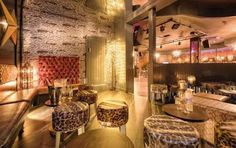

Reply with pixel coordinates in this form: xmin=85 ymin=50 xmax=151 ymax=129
xmin=0 ymin=102 xmax=30 ymax=147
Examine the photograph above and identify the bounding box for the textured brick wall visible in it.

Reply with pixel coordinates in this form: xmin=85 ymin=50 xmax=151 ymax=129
xmin=22 ymin=0 xmax=114 ymax=83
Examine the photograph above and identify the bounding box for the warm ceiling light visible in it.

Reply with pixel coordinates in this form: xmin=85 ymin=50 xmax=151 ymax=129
xmin=171 ymin=23 xmax=180 ymax=30
xmin=233 ymin=45 xmax=236 ymax=50
xmin=0 ymin=19 xmax=8 ymax=29
xmin=172 ymin=50 xmax=181 ymax=57
xmin=160 ymin=25 xmax=165 ymax=32
xmin=155 ymin=52 xmax=160 ymax=59
xmin=227 ymin=55 xmax=234 ymax=61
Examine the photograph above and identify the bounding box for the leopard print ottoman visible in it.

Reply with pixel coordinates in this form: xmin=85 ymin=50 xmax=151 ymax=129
xmin=215 ymin=121 xmax=236 ymax=148
xmin=144 ymin=115 xmax=200 ymax=148
xmin=52 ymin=101 xmax=89 ymax=132
xmin=97 ymin=100 xmax=128 ymax=127
xmin=74 ymin=90 xmax=97 ymax=105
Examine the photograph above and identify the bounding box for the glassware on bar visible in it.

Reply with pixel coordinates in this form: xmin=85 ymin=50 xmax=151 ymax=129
xmin=184 ymin=89 xmax=193 ymax=114
xmin=175 ymin=96 xmax=184 ymax=111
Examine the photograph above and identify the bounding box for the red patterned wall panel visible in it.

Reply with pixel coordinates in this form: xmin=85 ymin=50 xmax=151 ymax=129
xmin=38 ymin=56 xmax=80 ymax=86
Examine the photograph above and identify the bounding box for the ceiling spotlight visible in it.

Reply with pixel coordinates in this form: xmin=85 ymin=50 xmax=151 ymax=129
xmin=155 ymin=52 xmax=160 ymax=59
xmin=160 ymin=25 xmax=165 ymax=32
xmin=172 ymin=23 xmax=180 ymax=30
xmin=172 ymin=50 xmax=181 ymax=57
xmin=178 ymin=41 xmax=181 ymax=45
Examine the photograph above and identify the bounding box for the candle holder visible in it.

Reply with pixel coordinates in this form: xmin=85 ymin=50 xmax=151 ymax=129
xmin=21 ymin=61 xmax=33 ymax=89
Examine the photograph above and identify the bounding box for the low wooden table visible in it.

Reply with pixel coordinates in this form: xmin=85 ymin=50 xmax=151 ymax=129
xmin=162 ymin=104 xmax=208 ymax=122
xmin=65 ymin=129 xmax=134 ymax=148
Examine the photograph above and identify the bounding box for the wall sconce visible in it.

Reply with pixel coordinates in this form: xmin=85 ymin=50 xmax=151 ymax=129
xmin=21 ymin=61 xmax=33 ymax=89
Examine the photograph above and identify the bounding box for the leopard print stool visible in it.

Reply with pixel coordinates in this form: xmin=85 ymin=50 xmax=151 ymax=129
xmin=97 ymin=100 xmax=129 ymax=135
xmin=144 ymin=115 xmax=200 ymax=148
xmin=52 ymin=101 xmax=89 ymax=148
xmin=75 ymin=90 xmax=97 ymax=105
xmin=215 ymin=121 xmax=236 ymax=148
xmin=74 ymin=90 xmax=98 ymax=119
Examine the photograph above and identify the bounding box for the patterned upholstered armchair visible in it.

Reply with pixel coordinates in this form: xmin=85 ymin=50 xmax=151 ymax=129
xmin=215 ymin=121 xmax=236 ymax=148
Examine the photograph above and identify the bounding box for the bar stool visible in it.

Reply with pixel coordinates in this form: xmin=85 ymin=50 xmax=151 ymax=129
xmin=144 ymin=115 xmax=200 ymax=148
xmin=97 ymin=100 xmax=129 ymax=135
xmin=52 ymin=101 xmax=89 ymax=148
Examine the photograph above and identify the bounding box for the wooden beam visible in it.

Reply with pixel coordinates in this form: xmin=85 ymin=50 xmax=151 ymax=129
xmin=148 ymin=8 xmax=156 ymax=99
xmin=126 ymin=0 xmax=177 ymax=24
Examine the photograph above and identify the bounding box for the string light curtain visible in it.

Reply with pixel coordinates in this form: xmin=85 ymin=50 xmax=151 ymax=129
xmin=106 ymin=0 xmax=124 ymax=15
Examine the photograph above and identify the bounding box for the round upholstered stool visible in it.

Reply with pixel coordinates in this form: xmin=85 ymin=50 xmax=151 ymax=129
xmin=75 ymin=90 xmax=98 ymax=118
xmin=75 ymin=90 xmax=97 ymax=105
xmin=52 ymin=101 xmax=89 ymax=148
xmin=97 ymin=100 xmax=128 ymax=135
xmin=144 ymin=115 xmax=200 ymax=148
xmin=215 ymin=121 xmax=236 ymax=148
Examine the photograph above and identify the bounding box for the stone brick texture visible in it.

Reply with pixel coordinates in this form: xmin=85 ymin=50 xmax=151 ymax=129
xmin=22 ymin=0 xmax=114 ymax=82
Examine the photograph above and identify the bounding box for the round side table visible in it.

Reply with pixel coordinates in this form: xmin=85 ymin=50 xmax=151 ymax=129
xmin=162 ymin=104 xmax=209 ymax=122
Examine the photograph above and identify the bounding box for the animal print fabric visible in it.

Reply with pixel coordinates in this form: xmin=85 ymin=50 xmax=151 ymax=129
xmin=215 ymin=121 xmax=236 ymax=148
xmin=52 ymin=101 xmax=89 ymax=132
xmin=144 ymin=115 xmax=200 ymax=148
xmin=97 ymin=100 xmax=128 ymax=127
xmin=78 ymin=85 xmax=93 ymax=91
xmin=192 ymin=103 xmax=236 ymax=144
xmin=74 ymin=90 xmax=97 ymax=105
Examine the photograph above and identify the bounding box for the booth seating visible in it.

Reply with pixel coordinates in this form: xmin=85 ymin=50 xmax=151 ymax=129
xmin=52 ymin=101 xmax=89 ymax=148
xmin=215 ymin=121 xmax=236 ymax=147
xmin=97 ymin=100 xmax=129 ymax=135
xmin=144 ymin=115 xmax=200 ymax=148
xmin=0 ymin=88 xmax=37 ymax=148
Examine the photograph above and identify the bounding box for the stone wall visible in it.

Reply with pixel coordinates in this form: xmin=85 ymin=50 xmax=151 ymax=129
xmin=22 ymin=0 xmax=114 ymax=83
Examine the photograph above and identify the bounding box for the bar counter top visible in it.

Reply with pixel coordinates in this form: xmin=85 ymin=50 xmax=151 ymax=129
xmin=193 ymin=96 xmax=236 ymax=115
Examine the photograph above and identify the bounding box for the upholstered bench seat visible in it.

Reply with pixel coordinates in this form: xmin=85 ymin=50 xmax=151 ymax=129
xmin=0 ymin=101 xmax=30 ymax=147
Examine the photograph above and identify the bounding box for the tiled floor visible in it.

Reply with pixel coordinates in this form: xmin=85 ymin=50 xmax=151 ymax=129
xmin=13 ymin=91 xmax=152 ymax=148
